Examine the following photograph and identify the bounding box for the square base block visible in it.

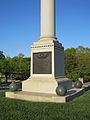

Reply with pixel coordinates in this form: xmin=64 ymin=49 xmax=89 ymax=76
xmin=22 ymin=77 xmax=72 ymax=94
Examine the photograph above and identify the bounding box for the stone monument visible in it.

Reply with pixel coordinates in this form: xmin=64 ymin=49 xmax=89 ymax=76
xmin=6 ymin=0 xmax=86 ymax=103
xmin=5 ymin=0 xmax=86 ymax=103
xmin=22 ymin=0 xmax=72 ymax=94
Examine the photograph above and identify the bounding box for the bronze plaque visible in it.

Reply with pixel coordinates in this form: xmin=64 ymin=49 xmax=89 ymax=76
xmin=33 ymin=52 xmax=52 ymax=74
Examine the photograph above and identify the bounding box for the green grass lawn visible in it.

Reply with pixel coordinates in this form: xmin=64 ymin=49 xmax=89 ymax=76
xmin=0 ymin=90 xmax=90 ymax=120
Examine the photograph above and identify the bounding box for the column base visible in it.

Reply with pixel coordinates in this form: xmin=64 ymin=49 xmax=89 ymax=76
xmin=22 ymin=77 xmax=57 ymax=94
xmin=22 ymin=77 xmax=72 ymax=94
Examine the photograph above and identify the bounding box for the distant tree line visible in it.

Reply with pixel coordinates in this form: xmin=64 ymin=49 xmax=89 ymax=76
xmin=0 ymin=46 xmax=90 ymax=82
xmin=65 ymin=46 xmax=90 ymax=82
xmin=0 ymin=52 xmax=30 ymax=82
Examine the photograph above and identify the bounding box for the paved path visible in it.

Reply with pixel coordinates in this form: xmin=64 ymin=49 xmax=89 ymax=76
xmin=0 ymin=87 xmax=9 ymax=90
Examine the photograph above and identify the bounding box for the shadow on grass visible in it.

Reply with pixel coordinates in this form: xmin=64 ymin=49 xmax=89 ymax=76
xmin=66 ymin=90 xmax=77 ymax=95
xmin=84 ymin=86 xmax=90 ymax=91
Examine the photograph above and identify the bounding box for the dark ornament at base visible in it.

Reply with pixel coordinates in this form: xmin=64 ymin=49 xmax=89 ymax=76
xmin=9 ymin=82 xmax=18 ymax=92
xmin=74 ymin=80 xmax=83 ymax=88
xmin=56 ymin=85 xmax=67 ymax=96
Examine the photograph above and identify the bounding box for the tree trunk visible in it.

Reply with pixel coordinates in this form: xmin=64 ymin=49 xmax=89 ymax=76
xmin=5 ymin=74 xmax=8 ymax=83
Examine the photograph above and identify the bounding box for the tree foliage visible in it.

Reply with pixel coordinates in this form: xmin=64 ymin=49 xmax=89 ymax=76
xmin=0 ymin=57 xmax=13 ymax=82
xmin=0 ymin=52 xmax=30 ymax=82
xmin=11 ymin=54 xmax=30 ymax=80
xmin=65 ymin=46 xmax=90 ymax=82
xmin=0 ymin=51 xmax=5 ymax=60
xmin=0 ymin=51 xmax=5 ymax=80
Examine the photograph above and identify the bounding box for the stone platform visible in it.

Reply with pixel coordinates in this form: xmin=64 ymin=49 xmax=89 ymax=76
xmin=5 ymin=87 xmax=86 ymax=103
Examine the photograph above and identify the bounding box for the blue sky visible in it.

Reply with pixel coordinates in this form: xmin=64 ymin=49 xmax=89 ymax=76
xmin=0 ymin=0 xmax=90 ymax=57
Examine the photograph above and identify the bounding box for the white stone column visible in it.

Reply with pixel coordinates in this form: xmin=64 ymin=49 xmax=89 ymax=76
xmin=40 ymin=0 xmax=56 ymax=39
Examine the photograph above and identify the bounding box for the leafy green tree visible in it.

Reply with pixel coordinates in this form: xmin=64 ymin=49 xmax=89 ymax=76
xmin=76 ymin=53 xmax=90 ymax=82
xmin=64 ymin=46 xmax=90 ymax=82
xmin=0 ymin=51 xmax=5 ymax=82
xmin=76 ymin=46 xmax=90 ymax=53
xmin=64 ymin=48 xmax=77 ymax=74
xmin=65 ymin=48 xmax=76 ymax=54
xmin=11 ymin=53 xmax=30 ymax=80
xmin=0 ymin=57 xmax=13 ymax=82
xmin=18 ymin=53 xmax=24 ymax=58
xmin=0 ymin=51 xmax=5 ymax=60
xmin=0 ymin=52 xmax=30 ymax=82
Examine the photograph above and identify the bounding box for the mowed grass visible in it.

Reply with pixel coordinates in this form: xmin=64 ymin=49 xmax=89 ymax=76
xmin=0 ymin=90 xmax=90 ymax=120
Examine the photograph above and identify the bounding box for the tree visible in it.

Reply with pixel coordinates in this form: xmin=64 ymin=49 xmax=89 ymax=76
xmin=65 ymin=48 xmax=76 ymax=54
xmin=64 ymin=46 xmax=90 ymax=82
xmin=11 ymin=54 xmax=30 ymax=80
xmin=18 ymin=53 xmax=24 ymax=58
xmin=0 ymin=57 xmax=13 ymax=82
xmin=64 ymin=48 xmax=77 ymax=74
xmin=76 ymin=46 xmax=90 ymax=53
xmin=76 ymin=53 xmax=90 ymax=82
xmin=0 ymin=51 xmax=5 ymax=81
xmin=0 ymin=51 xmax=5 ymax=60
xmin=0 ymin=52 xmax=30 ymax=82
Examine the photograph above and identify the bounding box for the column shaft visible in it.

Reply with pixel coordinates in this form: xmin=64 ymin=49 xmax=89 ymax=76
xmin=40 ymin=0 xmax=55 ymax=39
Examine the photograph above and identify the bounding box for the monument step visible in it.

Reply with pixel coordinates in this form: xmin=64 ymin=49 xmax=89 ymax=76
xmin=5 ymin=87 xmax=86 ymax=103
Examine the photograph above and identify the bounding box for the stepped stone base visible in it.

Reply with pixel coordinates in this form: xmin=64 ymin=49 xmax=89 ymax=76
xmin=5 ymin=88 xmax=85 ymax=103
